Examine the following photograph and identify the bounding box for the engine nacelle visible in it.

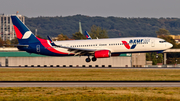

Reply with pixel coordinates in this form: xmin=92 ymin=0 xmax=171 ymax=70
xmin=94 ymin=50 xmax=111 ymax=58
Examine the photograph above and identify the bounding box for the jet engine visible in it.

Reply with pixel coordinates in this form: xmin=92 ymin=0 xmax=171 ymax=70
xmin=94 ymin=50 xmax=111 ymax=58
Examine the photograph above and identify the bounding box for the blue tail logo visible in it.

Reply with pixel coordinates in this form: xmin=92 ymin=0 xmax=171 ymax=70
xmin=85 ymin=31 xmax=92 ymax=39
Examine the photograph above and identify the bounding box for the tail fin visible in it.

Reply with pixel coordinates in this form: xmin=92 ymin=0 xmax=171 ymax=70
xmin=11 ymin=15 xmax=39 ymax=44
xmin=85 ymin=31 xmax=92 ymax=39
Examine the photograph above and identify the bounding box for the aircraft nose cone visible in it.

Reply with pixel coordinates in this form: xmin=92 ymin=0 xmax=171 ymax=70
xmin=168 ymin=43 xmax=173 ymax=48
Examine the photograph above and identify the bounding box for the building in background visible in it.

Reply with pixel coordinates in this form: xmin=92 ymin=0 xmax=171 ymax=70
xmin=0 ymin=13 xmax=25 ymax=41
xmin=169 ymin=35 xmax=180 ymax=44
xmin=0 ymin=47 xmax=147 ymax=67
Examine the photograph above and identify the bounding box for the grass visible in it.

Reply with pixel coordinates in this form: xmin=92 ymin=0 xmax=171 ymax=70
xmin=0 ymin=87 xmax=179 ymax=101
xmin=0 ymin=68 xmax=180 ymax=81
xmin=0 ymin=68 xmax=179 ymax=100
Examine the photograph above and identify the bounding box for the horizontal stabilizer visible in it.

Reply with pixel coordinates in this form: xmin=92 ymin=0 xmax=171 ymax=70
xmin=4 ymin=44 xmax=29 ymax=47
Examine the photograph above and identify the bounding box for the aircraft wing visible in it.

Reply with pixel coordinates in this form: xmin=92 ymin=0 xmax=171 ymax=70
xmin=60 ymin=45 xmax=96 ymax=52
xmin=52 ymin=42 xmax=107 ymax=56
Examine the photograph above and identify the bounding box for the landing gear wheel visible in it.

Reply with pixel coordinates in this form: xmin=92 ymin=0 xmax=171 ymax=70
xmin=85 ymin=58 xmax=91 ymax=62
xmin=92 ymin=57 xmax=97 ymax=62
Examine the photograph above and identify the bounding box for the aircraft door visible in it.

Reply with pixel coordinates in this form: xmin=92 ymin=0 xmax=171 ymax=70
xmin=151 ymin=40 xmax=155 ymax=47
xmin=36 ymin=45 xmax=40 ymax=53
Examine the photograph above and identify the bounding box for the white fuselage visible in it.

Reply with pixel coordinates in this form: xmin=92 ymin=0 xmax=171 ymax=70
xmin=52 ymin=37 xmax=173 ymax=54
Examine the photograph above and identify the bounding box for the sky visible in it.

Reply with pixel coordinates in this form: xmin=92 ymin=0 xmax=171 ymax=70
xmin=1 ymin=0 xmax=180 ymax=18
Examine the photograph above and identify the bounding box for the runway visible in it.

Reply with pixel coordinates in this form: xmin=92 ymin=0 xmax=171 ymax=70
xmin=0 ymin=81 xmax=180 ymax=87
xmin=2 ymin=66 xmax=180 ymax=69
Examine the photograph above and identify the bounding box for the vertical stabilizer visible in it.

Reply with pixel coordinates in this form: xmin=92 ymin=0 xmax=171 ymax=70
xmin=11 ymin=16 xmax=39 ymax=44
xmin=85 ymin=31 xmax=92 ymax=39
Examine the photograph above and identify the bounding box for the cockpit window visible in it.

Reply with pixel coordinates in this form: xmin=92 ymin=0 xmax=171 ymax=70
xmin=159 ymin=41 xmax=166 ymax=43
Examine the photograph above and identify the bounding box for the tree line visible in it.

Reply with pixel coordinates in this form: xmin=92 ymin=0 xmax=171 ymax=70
xmin=0 ymin=25 xmax=108 ymax=46
xmin=0 ymin=38 xmax=18 ymax=47
xmin=25 ymin=14 xmax=180 ymax=38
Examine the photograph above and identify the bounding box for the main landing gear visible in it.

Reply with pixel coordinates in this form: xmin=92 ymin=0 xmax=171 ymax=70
xmin=85 ymin=57 xmax=91 ymax=62
xmin=85 ymin=56 xmax=97 ymax=62
xmin=92 ymin=57 xmax=97 ymax=62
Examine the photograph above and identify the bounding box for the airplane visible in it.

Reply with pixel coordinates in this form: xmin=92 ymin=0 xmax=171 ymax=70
xmin=85 ymin=31 xmax=92 ymax=39
xmin=85 ymin=31 xmax=99 ymax=39
xmin=11 ymin=15 xmax=173 ymax=62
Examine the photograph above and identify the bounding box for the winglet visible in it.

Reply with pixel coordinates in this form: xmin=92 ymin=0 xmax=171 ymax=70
xmin=47 ymin=36 xmax=52 ymax=42
xmin=47 ymin=36 xmax=58 ymax=46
